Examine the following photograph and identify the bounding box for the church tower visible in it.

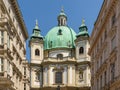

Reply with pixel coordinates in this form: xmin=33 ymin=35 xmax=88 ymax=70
xmin=29 ymin=20 xmax=43 ymax=89
xmin=75 ymin=19 xmax=91 ymax=87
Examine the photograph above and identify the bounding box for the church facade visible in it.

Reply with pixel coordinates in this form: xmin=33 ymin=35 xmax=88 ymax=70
xmin=29 ymin=9 xmax=91 ymax=90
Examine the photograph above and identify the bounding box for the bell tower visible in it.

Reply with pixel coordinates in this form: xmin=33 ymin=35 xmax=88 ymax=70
xmin=29 ymin=20 xmax=43 ymax=89
xmin=75 ymin=19 xmax=91 ymax=87
xmin=29 ymin=20 xmax=43 ymax=63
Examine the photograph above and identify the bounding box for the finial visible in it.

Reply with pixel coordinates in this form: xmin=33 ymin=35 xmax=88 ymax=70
xmin=61 ymin=6 xmax=64 ymax=12
xmin=82 ymin=18 xmax=85 ymax=24
xmin=36 ymin=19 xmax=38 ymax=26
xmin=34 ymin=19 xmax=39 ymax=29
xmin=81 ymin=18 xmax=85 ymax=27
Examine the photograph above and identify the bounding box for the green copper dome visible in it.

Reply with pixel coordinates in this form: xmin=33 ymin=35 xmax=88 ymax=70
xmin=44 ymin=26 xmax=76 ymax=50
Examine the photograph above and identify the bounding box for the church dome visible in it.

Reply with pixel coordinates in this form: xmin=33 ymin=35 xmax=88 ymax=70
xmin=44 ymin=26 xmax=76 ymax=50
xmin=44 ymin=8 xmax=77 ymax=50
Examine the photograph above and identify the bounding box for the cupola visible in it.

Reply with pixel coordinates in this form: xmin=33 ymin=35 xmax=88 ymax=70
xmin=57 ymin=7 xmax=67 ymax=26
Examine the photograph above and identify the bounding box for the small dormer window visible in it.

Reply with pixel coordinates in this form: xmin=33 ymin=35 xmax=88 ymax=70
xmin=35 ymin=49 xmax=40 ymax=56
xmin=57 ymin=54 xmax=63 ymax=60
xmin=58 ymin=29 xmax=62 ymax=35
xmin=79 ymin=47 xmax=84 ymax=54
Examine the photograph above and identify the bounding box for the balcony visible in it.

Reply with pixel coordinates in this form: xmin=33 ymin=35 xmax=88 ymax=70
xmin=0 ymin=72 xmax=13 ymax=87
xmin=0 ymin=45 xmax=4 ymax=55
xmin=77 ymin=57 xmax=90 ymax=62
xmin=0 ymin=18 xmax=7 ymax=27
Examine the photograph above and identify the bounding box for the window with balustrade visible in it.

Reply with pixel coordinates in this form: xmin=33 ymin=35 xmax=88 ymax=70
xmin=0 ymin=58 xmax=3 ymax=72
xmin=0 ymin=31 xmax=4 ymax=45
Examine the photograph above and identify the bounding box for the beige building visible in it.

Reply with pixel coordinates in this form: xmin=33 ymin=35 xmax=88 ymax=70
xmin=89 ymin=0 xmax=120 ymax=90
xmin=0 ymin=0 xmax=30 ymax=90
xmin=29 ymin=9 xmax=91 ymax=90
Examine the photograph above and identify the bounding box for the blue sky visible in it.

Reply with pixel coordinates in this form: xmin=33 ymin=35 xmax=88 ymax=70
xmin=17 ymin=0 xmax=103 ymax=60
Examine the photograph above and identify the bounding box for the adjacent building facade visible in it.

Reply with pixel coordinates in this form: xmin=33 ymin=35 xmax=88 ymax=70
xmin=0 ymin=0 xmax=30 ymax=90
xmin=89 ymin=0 xmax=120 ymax=90
xmin=29 ymin=9 xmax=91 ymax=90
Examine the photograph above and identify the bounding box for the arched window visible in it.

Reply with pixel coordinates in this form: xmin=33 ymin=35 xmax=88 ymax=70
xmin=79 ymin=47 xmax=84 ymax=54
xmin=57 ymin=54 xmax=63 ymax=60
xmin=35 ymin=49 xmax=40 ymax=56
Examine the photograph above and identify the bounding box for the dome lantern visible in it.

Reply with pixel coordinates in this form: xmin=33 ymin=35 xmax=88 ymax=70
xmin=57 ymin=7 xmax=67 ymax=26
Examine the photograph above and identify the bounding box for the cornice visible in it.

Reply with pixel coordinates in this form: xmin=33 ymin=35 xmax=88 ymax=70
xmin=90 ymin=0 xmax=119 ymax=53
xmin=9 ymin=0 xmax=28 ymax=39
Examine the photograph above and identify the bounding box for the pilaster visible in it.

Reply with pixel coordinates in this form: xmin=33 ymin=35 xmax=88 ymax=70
xmin=4 ymin=58 xmax=7 ymax=77
xmin=4 ymin=30 xmax=7 ymax=50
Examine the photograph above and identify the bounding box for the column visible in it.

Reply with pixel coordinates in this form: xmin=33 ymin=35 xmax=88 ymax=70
xmin=49 ymin=67 xmax=53 ymax=85
xmin=40 ymin=68 xmax=43 ymax=86
xmin=43 ymin=67 xmax=48 ymax=85
xmin=63 ymin=67 xmax=67 ymax=84
xmin=72 ymin=66 xmax=75 ymax=85
xmin=30 ymin=68 xmax=34 ymax=87
xmin=68 ymin=65 xmax=72 ymax=85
